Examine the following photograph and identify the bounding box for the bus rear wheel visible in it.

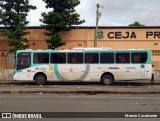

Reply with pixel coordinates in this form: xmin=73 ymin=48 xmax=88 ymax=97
xmin=101 ymin=74 xmax=114 ymax=85
xmin=35 ymin=75 xmax=46 ymax=85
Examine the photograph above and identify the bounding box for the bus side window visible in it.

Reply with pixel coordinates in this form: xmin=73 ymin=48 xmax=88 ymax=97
xmin=100 ymin=53 xmax=114 ymax=63
xmin=59 ymin=53 xmax=66 ymax=63
xmin=51 ymin=53 xmax=66 ymax=64
xmin=132 ymin=52 xmax=147 ymax=63
xmin=68 ymin=53 xmax=83 ymax=64
xmin=85 ymin=53 xmax=99 ymax=64
xmin=116 ymin=53 xmax=130 ymax=63
xmin=76 ymin=53 xmax=83 ymax=63
xmin=92 ymin=53 xmax=99 ymax=63
xmin=116 ymin=54 xmax=123 ymax=63
xmin=51 ymin=53 xmax=58 ymax=63
xmin=85 ymin=53 xmax=91 ymax=63
xmin=33 ymin=53 xmax=49 ymax=64
xmin=42 ymin=54 xmax=49 ymax=63
xmin=68 ymin=53 xmax=76 ymax=63
xmin=132 ymin=54 xmax=140 ymax=63
xmin=132 ymin=53 xmax=141 ymax=63
xmin=140 ymin=53 xmax=147 ymax=63
xmin=33 ymin=54 xmax=39 ymax=63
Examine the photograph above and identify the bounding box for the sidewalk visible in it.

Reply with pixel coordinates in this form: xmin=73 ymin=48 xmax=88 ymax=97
xmin=0 ymin=80 xmax=160 ymax=94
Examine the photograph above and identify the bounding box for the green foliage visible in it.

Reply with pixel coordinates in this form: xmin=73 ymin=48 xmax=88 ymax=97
xmin=41 ymin=0 xmax=85 ymax=49
xmin=129 ymin=21 xmax=145 ymax=27
xmin=47 ymin=33 xmax=65 ymax=49
xmin=0 ymin=0 xmax=36 ymax=53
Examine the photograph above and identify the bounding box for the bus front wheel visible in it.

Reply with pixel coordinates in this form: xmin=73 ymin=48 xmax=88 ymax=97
xmin=35 ymin=75 xmax=46 ymax=85
xmin=101 ymin=74 xmax=114 ymax=85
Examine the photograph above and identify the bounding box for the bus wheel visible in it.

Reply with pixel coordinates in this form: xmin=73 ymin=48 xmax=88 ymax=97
xmin=101 ymin=74 xmax=113 ymax=85
xmin=35 ymin=75 xmax=46 ymax=85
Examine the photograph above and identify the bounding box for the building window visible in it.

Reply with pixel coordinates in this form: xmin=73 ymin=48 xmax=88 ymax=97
xmin=152 ymin=50 xmax=160 ymax=56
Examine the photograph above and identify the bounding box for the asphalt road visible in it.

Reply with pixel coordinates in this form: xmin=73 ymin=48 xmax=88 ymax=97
xmin=0 ymin=94 xmax=160 ymax=121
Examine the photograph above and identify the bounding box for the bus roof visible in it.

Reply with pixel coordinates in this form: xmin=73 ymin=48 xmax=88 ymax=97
xmin=16 ymin=48 xmax=151 ymax=53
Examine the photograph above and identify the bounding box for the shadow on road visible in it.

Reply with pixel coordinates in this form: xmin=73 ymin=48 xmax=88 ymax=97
xmin=112 ymin=82 xmax=158 ymax=86
xmin=1 ymin=80 xmax=160 ymax=87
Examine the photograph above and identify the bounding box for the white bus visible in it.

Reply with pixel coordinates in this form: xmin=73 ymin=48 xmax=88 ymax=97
xmin=13 ymin=48 xmax=152 ymax=85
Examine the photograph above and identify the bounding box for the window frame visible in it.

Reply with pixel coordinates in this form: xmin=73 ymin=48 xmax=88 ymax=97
xmin=68 ymin=53 xmax=83 ymax=64
xmin=131 ymin=52 xmax=148 ymax=64
xmin=84 ymin=53 xmax=99 ymax=64
xmin=50 ymin=53 xmax=66 ymax=64
xmin=33 ymin=53 xmax=49 ymax=64
xmin=115 ymin=52 xmax=130 ymax=64
xmin=100 ymin=52 xmax=114 ymax=64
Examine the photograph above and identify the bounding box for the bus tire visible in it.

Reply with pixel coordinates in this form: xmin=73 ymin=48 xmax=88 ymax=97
xmin=35 ymin=74 xmax=46 ymax=85
xmin=101 ymin=74 xmax=113 ymax=85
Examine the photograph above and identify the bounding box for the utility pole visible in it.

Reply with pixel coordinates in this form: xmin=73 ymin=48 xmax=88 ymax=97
xmin=94 ymin=4 xmax=103 ymax=47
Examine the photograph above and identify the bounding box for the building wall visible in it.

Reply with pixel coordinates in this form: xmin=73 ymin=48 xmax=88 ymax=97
xmin=0 ymin=27 xmax=160 ymax=70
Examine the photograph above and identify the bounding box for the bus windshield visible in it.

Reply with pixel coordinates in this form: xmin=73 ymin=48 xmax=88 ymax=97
xmin=17 ymin=52 xmax=31 ymax=70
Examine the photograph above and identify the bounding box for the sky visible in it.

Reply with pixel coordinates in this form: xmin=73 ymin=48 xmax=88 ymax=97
xmin=27 ymin=0 xmax=160 ymax=26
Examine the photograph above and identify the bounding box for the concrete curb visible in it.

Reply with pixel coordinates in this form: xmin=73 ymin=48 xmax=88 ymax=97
xmin=0 ymin=90 xmax=160 ymax=95
xmin=0 ymin=86 xmax=160 ymax=95
xmin=0 ymin=80 xmax=160 ymax=94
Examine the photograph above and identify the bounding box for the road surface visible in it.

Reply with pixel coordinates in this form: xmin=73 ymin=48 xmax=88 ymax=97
xmin=0 ymin=94 xmax=160 ymax=121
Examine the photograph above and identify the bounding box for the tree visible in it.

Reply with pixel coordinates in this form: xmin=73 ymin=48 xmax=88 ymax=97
xmin=129 ymin=21 xmax=145 ymax=27
xmin=0 ymin=0 xmax=36 ymax=53
xmin=41 ymin=0 xmax=85 ymax=49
